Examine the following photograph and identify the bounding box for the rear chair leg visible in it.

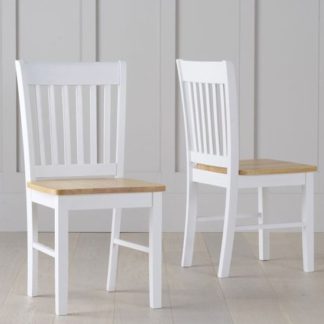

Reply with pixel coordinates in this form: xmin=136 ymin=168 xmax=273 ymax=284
xmin=26 ymin=189 xmax=38 ymax=296
xmin=106 ymin=208 xmax=122 ymax=291
xmin=181 ymin=180 xmax=198 ymax=267
xmin=258 ymin=187 xmax=270 ymax=261
xmin=302 ymin=173 xmax=314 ymax=272
xmin=149 ymin=192 xmax=162 ymax=308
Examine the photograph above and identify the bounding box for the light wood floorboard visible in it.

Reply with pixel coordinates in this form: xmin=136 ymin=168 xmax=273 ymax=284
xmin=0 ymin=232 xmax=324 ymax=323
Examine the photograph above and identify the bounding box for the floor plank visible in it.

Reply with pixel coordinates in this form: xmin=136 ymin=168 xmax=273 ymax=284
xmin=0 ymin=232 xmax=323 ymax=324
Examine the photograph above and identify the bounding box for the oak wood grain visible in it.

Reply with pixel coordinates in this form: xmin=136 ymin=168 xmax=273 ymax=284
xmin=28 ymin=178 xmax=166 ymax=196
xmin=196 ymin=159 xmax=317 ymax=175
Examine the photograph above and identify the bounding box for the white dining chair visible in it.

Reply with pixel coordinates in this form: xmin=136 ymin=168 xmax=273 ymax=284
xmin=16 ymin=61 xmax=165 ymax=315
xmin=176 ymin=59 xmax=317 ymax=278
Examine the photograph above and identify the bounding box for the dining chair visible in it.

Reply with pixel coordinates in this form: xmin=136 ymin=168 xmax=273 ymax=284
xmin=16 ymin=61 xmax=165 ymax=315
xmin=176 ymin=59 xmax=317 ymax=278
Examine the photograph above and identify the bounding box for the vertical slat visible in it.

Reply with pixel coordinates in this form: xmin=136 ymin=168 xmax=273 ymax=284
xmin=219 ymin=84 xmax=227 ymax=156
xmin=103 ymin=85 xmax=111 ymax=163
xmin=198 ymin=83 xmax=207 ymax=153
xmin=62 ymin=86 xmax=71 ymax=165
xmin=48 ymin=85 xmax=58 ymax=164
xmin=35 ymin=85 xmax=46 ymax=165
xmin=185 ymin=82 xmax=197 ymax=151
xmin=75 ymin=85 xmax=84 ymax=164
xmin=204 ymin=83 xmax=213 ymax=154
xmin=192 ymin=83 xmax=202 ymax=152
xmin=89 ymin=85 xmax=97 ymax=164
xmin=212 ymin=83 xmax=220 ymax=155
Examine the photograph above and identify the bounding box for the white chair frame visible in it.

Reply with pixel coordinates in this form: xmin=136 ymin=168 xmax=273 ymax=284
xmin=16 ymin=61 xmax=162 ymax=315
xmin=177 ymin=59 xmax=315 ymax=278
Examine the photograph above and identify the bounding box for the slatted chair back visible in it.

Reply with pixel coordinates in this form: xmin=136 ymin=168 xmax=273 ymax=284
xmin=176 ymin=60 xmax=239 ymax=175
xmin=16 ymin=61 xmax=126 ymax=181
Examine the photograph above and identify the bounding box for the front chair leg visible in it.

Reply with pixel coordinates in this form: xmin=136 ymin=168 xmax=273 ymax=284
xmin=26 ymin=189 xmax=38 ymax=296
xmin=55 ymin=202 xmax=69 ymax=315
xmin=218 ymin=185 xmax=238 ymax=278
xmin=106 ymin=208 xmax=122 ymax=291
xmin=302 ymin=173 xmax=314 ymax=272
xmin=149 ymin=192 xmax=162 ymax=308
xmin=181 ymin=180 xmax=198 ymax=267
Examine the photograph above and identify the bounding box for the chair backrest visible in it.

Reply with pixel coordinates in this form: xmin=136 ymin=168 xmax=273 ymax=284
xmin=176 ymin=60 xmax=239 ymax=174
xmin=16 ymin=61 xmax=126 ymax=181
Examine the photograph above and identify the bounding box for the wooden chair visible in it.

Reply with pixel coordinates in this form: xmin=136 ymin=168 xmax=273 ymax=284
xmin=176 ymin=59 xmax=317 ymax=278
xmin=16 ymin=61 xmax=165 ymax=315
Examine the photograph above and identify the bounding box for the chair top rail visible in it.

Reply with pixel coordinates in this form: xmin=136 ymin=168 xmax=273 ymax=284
xmin=19 ymin=61 xmax=122 ymax=85
xmin=177 ymin=59 xmax=228 ymax=84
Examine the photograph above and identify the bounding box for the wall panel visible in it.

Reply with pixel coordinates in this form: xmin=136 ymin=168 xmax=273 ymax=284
xmin=98 ymin=0 xmax=161 ymax=173
xmin=0 ymin=0 xmax=323 ymax=232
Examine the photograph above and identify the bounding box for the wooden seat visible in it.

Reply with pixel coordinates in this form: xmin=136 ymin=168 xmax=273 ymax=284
xmin=196 ymin=159 xmax=317 ymax=176
xmin=28 ymin=178 xmax=166 ymax=196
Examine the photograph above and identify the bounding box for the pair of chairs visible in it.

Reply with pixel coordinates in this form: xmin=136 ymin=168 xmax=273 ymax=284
xmin=16 ymin=60 xmax=316 ymax=316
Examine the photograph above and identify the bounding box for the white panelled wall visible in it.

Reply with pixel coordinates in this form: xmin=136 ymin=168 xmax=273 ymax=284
xmin=0 ymin=0 xmax=322 ymax=231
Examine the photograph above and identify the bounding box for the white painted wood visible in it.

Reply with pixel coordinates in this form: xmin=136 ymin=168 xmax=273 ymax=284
xmin=258 ymin=187 xmax=270 ymax=260
xmin=192 ymin=82 xmax=202 ymax=152
xmin=196 ymin=213 xmax=259 ymax=222
xmin=192 ymin=167 xmax=228 ymax=188
xmin=48 ymin=85 xmax=58 ymax=165
xmin=62 ymin=192 xmax=153 ymax=210
xmin=89 ymin=85 xmax=97 ymax=164
xmin=26 ymin=189 xmax=38 ymax=297
xmin=35 ymin=85 xmax=46 ymax=165
xmin=75 ymin=85 xmax=84 ymax=164
xmin=218 ymin=184 xmax=238 ymax=278
xmin=106 ymin=208 xmax=121 ymax=292
xmin=30 ymin=189 xmax=58 ymax=209
xmin=177 ymin=59 xmax=316 ymax=278
xmin=54 ymin=201 xmax=69 ymax=316
xmin=103 ymin=85 xmax=111 ymax=163
xmin=185 ymin=82 xmax=197 ymax=151
xmin=205 ymin=84 xmax=213 ymax=154
xmin=149 ymin=192 xmax=162 ymax=308
xmin=113 ymin=238 xmax=149 ymax=254
xmin=62 ymin=85 xmax=72 ymax=165
xmin=302 ymin=173 xmax=314 ymax=272
xmin=190 ymin=152 xmax=228 ymax=167
xmin=115 ymin=61 xmax=127 ymax=176
xmin=236 ymin=222 xmax=303 ymax=231
xmin=198 ymin=83 xmax=207 ymax=153
xmin=22 ymin=62 xmax=121 ymax=85
xmin=238 ymin=173 xmax=306 ymax=188
xmin=211 ymin=83 xmax=220 ymax=155
xmin=181 ymin=179 xmax=198 ymax=267
xmin=32 ymin=242 xmax=55 ymax=258
xmin=220 ymin=84 xmax=228 ymax=156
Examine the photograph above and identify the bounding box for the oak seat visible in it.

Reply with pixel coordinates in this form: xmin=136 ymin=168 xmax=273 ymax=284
xmin=28 ymin=178 xmax=166 ymax=196
xmin=196 ymin=159 xmax=317 ymax=176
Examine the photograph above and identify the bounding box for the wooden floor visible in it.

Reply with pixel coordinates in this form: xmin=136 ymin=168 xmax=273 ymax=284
xmin=1 ymin=232 xmax=324 ymax=323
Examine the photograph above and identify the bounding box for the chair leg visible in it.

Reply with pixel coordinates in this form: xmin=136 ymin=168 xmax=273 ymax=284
xmin=181 ymin=180 xmax=198 ymax=267
xmin=54 ymin=203 xmax=69 ymax=315
xmin=218 ymin=185 xmax=238 ymax=278
xmin=106 ymin=208 xmax=122 ymax=291
xmin=302 ymin=173 xmax=314 ymax=272
xmin=26 ymin=189 xmax=38 ymax=297
xmin=258 ymin=187 xmax=270 ymax=261
xmin=149 ymin=192 xmax=162 ymax=308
